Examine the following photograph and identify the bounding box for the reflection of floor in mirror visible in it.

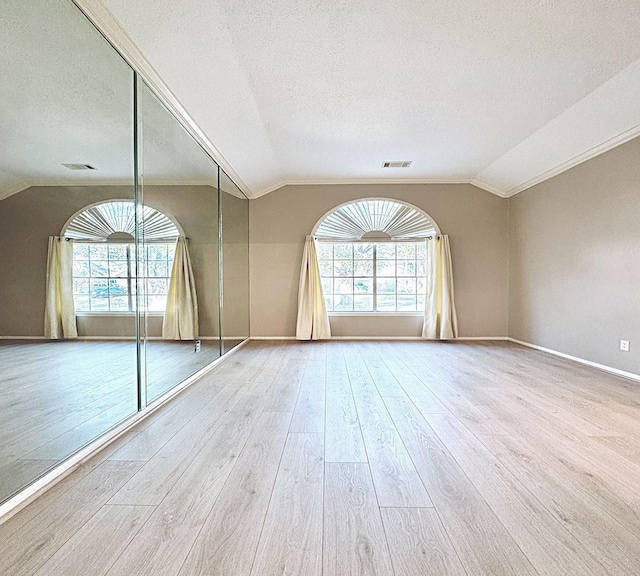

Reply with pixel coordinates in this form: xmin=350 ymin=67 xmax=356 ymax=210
xmin=0 ymin=338 xmax=226 ymax=504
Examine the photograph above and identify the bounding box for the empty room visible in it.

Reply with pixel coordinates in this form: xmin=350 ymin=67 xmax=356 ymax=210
xmin=0 ymin=0 xmax=639 ymax=575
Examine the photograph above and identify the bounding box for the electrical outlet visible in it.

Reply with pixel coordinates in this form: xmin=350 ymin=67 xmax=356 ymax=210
xmin=620 ymin=340 xmax=630 ymax=352
xmin=194 ymin=340 xmax=201 ymax=353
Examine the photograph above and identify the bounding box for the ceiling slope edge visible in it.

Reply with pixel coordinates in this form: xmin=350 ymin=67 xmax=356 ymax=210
xmin=252 ymin=178 xmax=508 ymax=199
xmin=71 ymin=0 xmax=254 ymax=199
xmin=474 ymin=57 xmax=640 ymax=198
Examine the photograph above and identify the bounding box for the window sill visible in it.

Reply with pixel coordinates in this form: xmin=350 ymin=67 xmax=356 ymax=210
xmin=329 ymin=312 xmax=424 ymax=317
xmin=75 ymin=312 xmax=165 ymax=316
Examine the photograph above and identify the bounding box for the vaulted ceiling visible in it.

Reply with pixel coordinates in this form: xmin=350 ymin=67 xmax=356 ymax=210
xmin=95 ymin=0 xmax=640 ymax=198
xmin=5 ymin=0 xmax=640 ymax=200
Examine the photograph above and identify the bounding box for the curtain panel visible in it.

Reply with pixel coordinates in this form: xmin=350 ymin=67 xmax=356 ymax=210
xmin=296 ymin=235 xmax=331 ymax=340
xmin=163 ymin=237 xmax=199 ymax=340
xmin=422 ymin=235 xmax=458 ymax=340
xmin=44 ymin=236 xmax=78 ymax=339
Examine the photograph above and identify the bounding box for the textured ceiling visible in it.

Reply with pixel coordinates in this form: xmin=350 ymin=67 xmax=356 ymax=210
xmin=97 ymin=0 xmax=640 ymax=197
xmin=4 ymin=0 xmax=640 ymax=199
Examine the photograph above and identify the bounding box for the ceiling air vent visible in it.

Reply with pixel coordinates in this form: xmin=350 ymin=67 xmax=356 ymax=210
xmin=382 ymin=161 xmax=412 ymax=168
xmin=62 ymin=163 xmax=97 ymax=171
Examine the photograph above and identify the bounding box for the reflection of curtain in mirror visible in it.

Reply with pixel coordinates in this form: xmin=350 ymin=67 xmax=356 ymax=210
xmin=163 ymin=237 xmax=199 ymax=340
xmin=44 ymin=236 xmax=78 ymax=339
xmin=296 ymin=235 xmax=331 ymax=340
xmin=422 ymin=235 xmax=458 ymax=340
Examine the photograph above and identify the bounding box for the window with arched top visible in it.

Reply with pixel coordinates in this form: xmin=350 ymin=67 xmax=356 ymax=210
xmin=63 ymin=201 xmax=181 ymax=313
xmin=313 ymin=199 xmax=440 ymax=313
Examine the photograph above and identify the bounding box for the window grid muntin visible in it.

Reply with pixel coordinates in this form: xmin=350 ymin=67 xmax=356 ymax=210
xmin=73 ymin=241 xmax=175 ymax=313
xmin=318 ymin=240 xmax=426 ymax=313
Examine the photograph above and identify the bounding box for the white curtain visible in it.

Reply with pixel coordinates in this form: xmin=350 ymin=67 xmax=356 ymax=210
xmin=296 ymin=235 xmax=331 ymax=340
xmin=163 ymin=237 xmax=199 ymax=340
xmin=44 ymin=236 xmax=78 ymax=339
xmin=422 ymin=235 xmax=458 ymax=340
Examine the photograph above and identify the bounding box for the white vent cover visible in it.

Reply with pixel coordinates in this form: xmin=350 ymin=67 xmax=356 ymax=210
xmin=62 ymin=163 xmax=97 ymax=171
xmin=64 ymin=201 xmax=179 ymax=241
xmin=382 ymin=161 xmax=412 ymax=168
xmin=314 ymin=199 xmax=437 ymax=240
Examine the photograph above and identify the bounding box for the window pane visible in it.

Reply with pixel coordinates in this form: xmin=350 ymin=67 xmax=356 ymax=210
xmin=397 ymin=278 xmax=416 ymax=294
xmin=109 ymin=296 xmax=129 ymax=311
xmin=398 ymin=295 xmax=417 ymax=310
xmin=333 ymin=243 xmax=353 ymax=259
xmin=147 ymin=244 xmax=168 ymax=260
xmin=354 ymin=243 xmax=373 ymax=259
xmin=148 ymin=278 xmax=168 ymax=295
xmin=397 ymin=243 xmax=416 ymax=259
xmin=417 ymin=295 xmax=426 ymax=309
xmin=334 ymin=260 xmax=353 ymax=276
xmin=90 ymin=261 xmax=109 ymax=277
xmin=319 ymin=260 xmax=333 ymax=277
xmin=74 ymin=295 xmax=90 ymax=312
xmin=354 ymin=295 xmax=373 ymax=311
xmin=417 ymin=260 xmax=427 ymax=276
xmin=89 ymin=245 xmax=108 ymax=260
xmin=334 ymin=278 xmax=353 ymax=294
xmin=321 ymin=278 xmax=333 ymax=295
xmin=417 ymin=277 xmax=426 ymax=294
xmin=377 ymin=278 xmax=396 ymax=294
xmin=354 ymin=260 xmax=373 ymax=276
xmin=376 ymin=260 xmax=395 ymax=276
xmin=317 ymin=243 xmax=333 ymax=260
xmin=324 ymin=295 xmax=333 ymax=311
xmin=376 ymin=243 xmax=395 ymax=259
xmin=73 ymin=261 xmax=90 ymax=277
xmin=89 ymin=296 xmax=109 ymax=311
xmin=377 ymin=295 xmax=396 ymax=311
xmin=90 ymin=278 xmax=108 ymax=298
xmin=109 ymin=278 xmax=129 ymax=297
xmin=73 ymin=279 xmax=89 ymax=294
xmin=109 ymin=261 xmax=128 ymax=277
xmin=334 ymin=295 xmax=353 ymax=311
xmin=417 ymin=242 xmax=427 ymax=258
xmin=354 ymin=278 xmax=373 ymax=294
xmin=397 ymin=260 xmax=416 ymax=277
xmin=147 ymin=261 xmax=168 ymax=277
xmin=108 ymin=244 xmax=127 ymax=260
xmin=73 ymin=244 xmax=90 ymax=259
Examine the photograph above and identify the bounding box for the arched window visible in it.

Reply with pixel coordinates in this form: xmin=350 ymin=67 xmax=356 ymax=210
xmin=312 ymin=198 xmax=439 ymax=313
xmin=63 ymin=201 xmax=180 ymax=313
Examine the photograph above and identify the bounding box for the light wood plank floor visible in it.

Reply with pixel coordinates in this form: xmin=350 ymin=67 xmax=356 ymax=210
xmin=0 ymin=339 xmax=223 ymax=503
xmin=2 ymin=340 xmax=640 ymax=576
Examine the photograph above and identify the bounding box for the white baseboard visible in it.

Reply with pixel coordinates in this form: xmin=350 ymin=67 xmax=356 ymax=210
xmin=508 ymin=338 xmax=640 ymax=382
xmin=0 ymin=338 xmax=249 ymax=524
xmin=250 ymin=335 xmax=508 ymax=341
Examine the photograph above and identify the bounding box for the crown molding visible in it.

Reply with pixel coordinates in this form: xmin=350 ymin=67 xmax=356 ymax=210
xmin=252 ymin=178 xmax=508 ymax=199
xmin=0 ymin=180 xmax=31 ymax=201
xmin=71 ymin=0 xmax=252 ymax=199
xmin=503 ymin=122 xmax=640 ymax=197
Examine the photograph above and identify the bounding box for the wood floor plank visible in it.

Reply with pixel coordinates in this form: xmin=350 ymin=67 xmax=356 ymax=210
xmin=325 ymin=348 xmax=367 ymax=463
xmin=0 ymin=461 xmax=143 ymax=576
xmin=381 ymin=507 xmax=467 ymax=576
xmin=250 ymin=433 xmax=324 ymax=576
xmin=290 ymin=360 xmax=326 ymax=433
xmin=177 ymin=411 xmax=292 ymax=576
xmin=33 ymin=504 xmax=153 ymax=576
xmin=323 ymin=463 xmax=395 ymax=576
xmin=425 ymin=412 xmax=607 ymax=576
xmin=346 ymin=345 xmax=432 ymax=507
xmin=383 ymin=395 xmax=539 ymax=576
xmin=106 ymin=408 xmax=262 ymax=576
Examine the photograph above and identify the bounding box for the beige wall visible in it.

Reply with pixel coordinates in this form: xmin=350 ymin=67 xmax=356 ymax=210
xmin=508 ymin=137 xmax=640 ymax=375
xmin=0 ymin=184 xmax=220 ymax=338
xmin=250 ymin=183 xmax=509 ymax=338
